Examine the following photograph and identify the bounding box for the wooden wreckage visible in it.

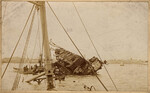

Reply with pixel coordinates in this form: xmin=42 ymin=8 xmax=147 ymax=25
xmin=13 ymin=46 xmax=104 ymax=75
xmin=53 ymin=47 xmax=103 ymax=75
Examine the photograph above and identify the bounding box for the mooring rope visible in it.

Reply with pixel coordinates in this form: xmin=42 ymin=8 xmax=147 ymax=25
xmin=73 ymin=2 xmax=118 ymax=91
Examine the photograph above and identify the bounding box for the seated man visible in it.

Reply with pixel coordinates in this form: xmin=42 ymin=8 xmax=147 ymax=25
xmin=24 ymin=65 xmax=28 ymax=72
xmin=32 ymin=64 xmax=38 ymax=74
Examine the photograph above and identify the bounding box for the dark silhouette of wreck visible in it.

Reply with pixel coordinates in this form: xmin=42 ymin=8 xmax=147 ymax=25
xmin=53 ymin=48 xmax=104 ymax=75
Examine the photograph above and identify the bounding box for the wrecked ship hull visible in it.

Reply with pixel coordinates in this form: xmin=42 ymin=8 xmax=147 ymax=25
xmin=53 ymin=48 xmax=103 ymax=75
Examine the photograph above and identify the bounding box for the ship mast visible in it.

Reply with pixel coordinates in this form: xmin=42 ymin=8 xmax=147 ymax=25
xmin=37 ymin=1 xmax=54 ymax=90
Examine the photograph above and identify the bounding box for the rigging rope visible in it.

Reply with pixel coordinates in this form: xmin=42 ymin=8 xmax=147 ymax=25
xmin=40 ymin=9 xmax=45 ymax=60
xmin=1 ymin=5 xmax=35 ymax=79
xmin=28 ymin=10 xmax=40 ymax=65
xmin=37 ymin=10 xmax=42 ymax=55
xmin=12 ymin=7 xmax=36 ymax=90
xmin=73 ymin=3 xmax=118 ymax=91
xmin=35 ymin=7 xmax=43 ymax=60
xmin=46 ymin=2 xmax=108 ymax=91
xmin=26 ymin=9 xmax=40 ymax=67
xmin=26 ymin=56 xmax=31 ymax=68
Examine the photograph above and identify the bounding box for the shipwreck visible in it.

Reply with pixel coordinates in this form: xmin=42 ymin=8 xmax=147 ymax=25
xmin=53 ymin=47 xmax=104 ymax=75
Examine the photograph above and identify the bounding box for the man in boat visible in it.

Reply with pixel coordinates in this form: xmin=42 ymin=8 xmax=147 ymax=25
xmin=23 ymin=66 xmax=26 ymax=72
xmin=24 ymin=65 xmax=28 ymax=72
xmin=33 ymin=64 xmax=38 ymax=74
xmin=38 ymin=54 xmax=43 ymax=67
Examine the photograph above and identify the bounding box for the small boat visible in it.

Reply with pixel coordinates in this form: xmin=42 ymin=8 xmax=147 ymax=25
xmin=120 ymin=62 xmax=124 ymax=66
xmin=13 ymin=65 xmax=44 ymax=75
xmin=13 ymin=67 xmax=34 ymax=74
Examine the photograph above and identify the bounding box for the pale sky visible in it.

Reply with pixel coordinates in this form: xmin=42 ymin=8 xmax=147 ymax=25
xmin=2 ymin=2 xmax=148 ymax=60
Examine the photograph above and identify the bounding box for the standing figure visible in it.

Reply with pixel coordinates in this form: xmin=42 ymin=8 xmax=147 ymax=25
xmin=33 ymin=64 xmax=38 ymax=74
xmin=38 ymin=54 xmax=43 ymax=67
xmin=104 ymin=60 xmax=107 ymax=64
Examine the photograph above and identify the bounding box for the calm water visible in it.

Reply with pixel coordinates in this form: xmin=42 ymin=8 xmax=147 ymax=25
xmin=2 ymin=63 xmax=148 ymax=91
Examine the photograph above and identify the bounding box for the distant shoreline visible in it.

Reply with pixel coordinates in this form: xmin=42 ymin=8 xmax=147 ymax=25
xmin=2 ymin=57 xmax=39 ymax=63
xmin=2 ymin=57 xmax=148 ymax=64
xmin=107 ymin=62 xmax=148 ymax=65
xmin=107 ymin=59 xmax=148 ymax=64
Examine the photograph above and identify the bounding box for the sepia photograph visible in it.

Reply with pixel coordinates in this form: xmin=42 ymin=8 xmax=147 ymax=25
xmin=1 ymin=1 xmax=149 ymax=92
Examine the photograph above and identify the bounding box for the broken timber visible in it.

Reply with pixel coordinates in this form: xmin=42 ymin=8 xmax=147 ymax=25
xmin=26 ymin=72 xmax=45 ymax=83
xmin=53 ymin=47 xmax=104 ymax=75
